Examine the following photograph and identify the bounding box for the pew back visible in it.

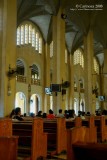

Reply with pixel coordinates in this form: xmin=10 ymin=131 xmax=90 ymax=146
xmin=0 ymin=136 xmax=18 ymax=160
xmin=72 ymin=142 xmax=107 ymax=160
xmin=0 ymin=118 xmax=12 ymax=136
xmin=43 ymin=118 xmax=67 ymax=154
xmin=13 ymin=118 xmax=47 ymax=160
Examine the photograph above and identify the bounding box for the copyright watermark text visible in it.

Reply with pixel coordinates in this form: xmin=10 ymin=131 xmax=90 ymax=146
xmin=70 ymin=4 xmax=103 ymax=11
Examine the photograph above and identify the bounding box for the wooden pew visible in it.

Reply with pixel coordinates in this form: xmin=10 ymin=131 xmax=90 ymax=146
xmin=66 ymin=119 xmax=74 ymax=129
xmin=84 ymin=116 xmax=97 ymax=143
xmin=67 ymin=123 xmax=107 ymax=160
xmin=101 ymin=116 xmax=107 ymax=141
xmin=72 ymin=142 xmax=107 ymax=160
xmin=94 ymin=116 xmax=107 ymax=142
xmin=0 ymin=136 xmax=18 ymax=160
xmin=66 ymin=116 xmax=97 ymax=143
xmin=0 ymin=118 xmax=12 ymax=136
xmin=67 ymin=126 xmax=87 ymax=160
xmin=12 ymin=118 xmax=47 ymax=160
xmin=43 ymin=118 xmax=67 ymax=155
xmin=66 ymin=116 xmax=107 ymax=142
xmin=0 ymin=118 xmax=18 ymax=160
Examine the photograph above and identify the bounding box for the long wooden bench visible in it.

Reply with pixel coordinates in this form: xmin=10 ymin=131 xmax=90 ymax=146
xmin=72 ymin=142 xmax=107 ymax=160
xmin=0 ymin=118 xmax=18 ymax=160
xmin=66 ymin=116 xmax=97 ymax=143
xmin=0 ymin=118 xmax=12 ymax=136
xmin=67 ymin=126 xmax=97 ymax=160
xmin=0 ymin=136 xmax=18 ymax=160
xmin=12 ymin=118 xmax=47 ymax=160
xmin=94 ymin=115 xmax=107 ymax=142
xmin=43 ymin=118 xmax=67 ymax=155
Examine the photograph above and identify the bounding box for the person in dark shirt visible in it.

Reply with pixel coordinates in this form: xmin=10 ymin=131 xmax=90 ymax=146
xmin=13 ymin=107 xmax=24 ymax=121
xmin=36 ymin=110 xmax=42 ymax=117
xmin=9 ymin=109 xmax=15 ymax=118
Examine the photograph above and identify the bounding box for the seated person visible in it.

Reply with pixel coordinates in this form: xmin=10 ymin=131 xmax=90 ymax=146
xmin=56 ymin=109 xmax=65 ymax=118
xmin=13 ymin=107 xmax=24 ymax=121
xmin=42 ymin=112 xmax=47 ymax=118
xmin=36 ymin=110 xmax=42 ymax=117
xmin=47 ymin=109 xmax=55 ymax=119
xmin=9 ymin=109 xmax=15 ymax=118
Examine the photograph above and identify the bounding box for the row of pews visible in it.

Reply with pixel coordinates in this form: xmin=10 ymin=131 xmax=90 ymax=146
xmin=1 ymin=115 xmax=107 ymax=160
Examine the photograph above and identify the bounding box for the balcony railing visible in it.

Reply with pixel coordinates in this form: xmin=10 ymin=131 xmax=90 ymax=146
xmin=74 ymin=87 xmax=85 ymax=93
xmin=31 ymin=78 xmax=40 ymax=86
xmin=16 ymin=75 xmax=26 ymax=83
xmin=16 ymin=75 xmax=40 ymax=86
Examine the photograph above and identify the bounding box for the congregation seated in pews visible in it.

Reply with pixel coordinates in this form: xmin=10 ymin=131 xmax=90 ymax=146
xmin=6 ymin=107 xmax=107 ymax=159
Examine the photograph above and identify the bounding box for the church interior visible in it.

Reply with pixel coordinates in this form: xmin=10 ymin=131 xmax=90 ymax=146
xmin=0 ymin=0 xmax=107 ymax=160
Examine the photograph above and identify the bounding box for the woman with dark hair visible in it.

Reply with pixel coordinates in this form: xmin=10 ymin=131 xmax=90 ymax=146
xmin=42 ymin=112 xmax=47 ymax=118
xmin=9 ymin=109 xmax=15 ymax=118
xmin=13 ymin=107 xmax=24 ymax=121
xmin=36 ymin=110 xmax=42 ymax=117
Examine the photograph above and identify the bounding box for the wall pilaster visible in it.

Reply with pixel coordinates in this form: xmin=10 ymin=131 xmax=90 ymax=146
xmin=84 ymin=29 xmax=94 ymax=114
xmin=44 ymin=43 xmax=51 ymax=113
xmin=52 ymin=8 xmax=66 ymax=113
xmin=103 ymin=49 xmax=107 ymax=109
xmin=0 ymin=0 xmax=17 ymax=117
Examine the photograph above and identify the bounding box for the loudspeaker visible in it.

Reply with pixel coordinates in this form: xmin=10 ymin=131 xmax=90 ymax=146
xmin=62 ymin=81 xmax=70 ymax=88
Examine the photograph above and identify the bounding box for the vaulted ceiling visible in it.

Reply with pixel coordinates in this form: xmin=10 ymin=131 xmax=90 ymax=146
xmin=17 ymin=0 xmax=107 ymax=66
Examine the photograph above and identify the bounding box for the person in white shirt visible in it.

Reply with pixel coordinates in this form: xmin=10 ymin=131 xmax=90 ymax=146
xmin=56 ymin=109 xmax=65 ymax=118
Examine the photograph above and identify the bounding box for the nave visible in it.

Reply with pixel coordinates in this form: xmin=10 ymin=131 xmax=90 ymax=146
xmin=1 ymin=114 xmax=107 ymax=160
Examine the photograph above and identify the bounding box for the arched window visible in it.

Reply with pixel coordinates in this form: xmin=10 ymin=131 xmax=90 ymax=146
xmin=31 ymin=64 xmax=39 ymax=79
xmin=16 ymin=59 xmax=25 ymax=75
xmin=21 ymin=25 xmax=24 ymax=45
xmin=81 ymin=54 xmax=84 ymax=68
xmin=93 ymin=58 xmax=99 ymax=74
xmin=16 ymin=22 xmax=43 ymax=53
xmin=17 ymin=27 xmax=20 ymax=45
xmin=39 ymin=38 xmax=42 ymax=54
xmin=29 ymin=25 xmax=32 ymax=43
xmin=50 ymin=41 xmax=53 ymax=58
xmin=73 ymin=49 xmax=84 ymax=68
xmin=35 ymin=32 xmax=39 ymax=51
xmin=65 ymin=49 xmax=67 ymax=64
xmin=25 ymin=24 xmax=28 ymax=44
xmin=32 ymin=28 xmax=35 ymax=47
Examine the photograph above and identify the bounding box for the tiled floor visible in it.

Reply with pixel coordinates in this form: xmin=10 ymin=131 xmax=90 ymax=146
xmin=17 ymin=152 xmax=67 ymax=160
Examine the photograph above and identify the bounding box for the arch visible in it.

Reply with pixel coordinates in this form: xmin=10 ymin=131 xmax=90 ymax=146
xmin=16 ymin=58 xmax=27 ymax=76
xmin=80 ymin=99 xmax=85 ymax=112
xmin=79 ymin=77 xmax=84 ymax=89
xmin=30 ymin=94 xmax=40 ymax=115
xmin=74 ymin=98 xmax=78 ymax=115
xmin=31 ymin=64 xmax=39 ymax=79
xmin=31 ymin=63 xmax=41 ymax=79
xmin=15 ymin=92 xmax=26 ymax=115
xmin=74 ymin=75 xmax=78 ymax=92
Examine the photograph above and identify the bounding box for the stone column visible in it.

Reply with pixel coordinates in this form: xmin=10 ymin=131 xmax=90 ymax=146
xmin=84 ymin=29 xmax=94 ymax=114
xmin=68 ymin=54 xmax=74 ymax=109
xmin=0 ymin=0 xmax=17 ymax=117
xmin=52 ymin=8 xmax=66 ymax=114
xmin=103 ymin=49 xmax=107 ymax=109
xmin=44 ymin=43 xmax=51 ymax=113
